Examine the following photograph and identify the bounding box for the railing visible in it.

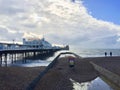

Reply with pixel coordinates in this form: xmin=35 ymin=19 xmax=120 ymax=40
xmin=26 ymin=52 xmax=81 ymax=90
xmin=0 ymin=46 xmax=67 ymax=51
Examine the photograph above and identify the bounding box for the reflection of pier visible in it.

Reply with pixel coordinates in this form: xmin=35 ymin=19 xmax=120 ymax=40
xmin=0 ymin=48 xmax=64 ymax=67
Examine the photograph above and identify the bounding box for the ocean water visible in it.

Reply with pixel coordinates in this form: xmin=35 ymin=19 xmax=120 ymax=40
xmin=71 ymin=48 xmax=120 ymax=57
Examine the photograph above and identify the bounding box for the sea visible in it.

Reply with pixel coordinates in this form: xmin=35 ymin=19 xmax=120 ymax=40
xmin=71 ymin=48 xmax=120 ymax=57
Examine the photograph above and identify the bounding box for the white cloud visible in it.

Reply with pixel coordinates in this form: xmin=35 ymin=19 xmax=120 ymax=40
xmin=23 ymin=32 xmax=43 ymax=40
xmin=0 ymin=25 xmax=23 ymax=42
xmin=0 ymin=0 xmax=120 ymax=48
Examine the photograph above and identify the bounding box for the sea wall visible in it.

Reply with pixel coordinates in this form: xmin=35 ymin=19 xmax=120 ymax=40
xmin=90 ymin=62 xmax=120 ymax=88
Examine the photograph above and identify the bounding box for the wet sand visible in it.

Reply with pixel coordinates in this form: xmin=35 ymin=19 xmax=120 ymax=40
xmin=0 ymin=66 xmax=45 ymax=90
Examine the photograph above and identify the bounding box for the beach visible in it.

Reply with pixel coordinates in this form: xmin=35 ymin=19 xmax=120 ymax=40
xmin=0 ymin=66 xmax=45 ymax=90
xmin=83 ymin=56 xmax=120 ymax=76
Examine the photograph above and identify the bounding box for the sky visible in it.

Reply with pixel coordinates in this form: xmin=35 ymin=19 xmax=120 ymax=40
xmin=83 ymin=0 xmax=120 ymax=25
xmin=0 ymin=0 xmax=120 ymax=48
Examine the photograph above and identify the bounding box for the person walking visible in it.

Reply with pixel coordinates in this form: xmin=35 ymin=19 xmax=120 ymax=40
xmin=110 ymin=52 xmax=112 ymax=56
xmin=105 ymin=52 xmax=107 ymax=57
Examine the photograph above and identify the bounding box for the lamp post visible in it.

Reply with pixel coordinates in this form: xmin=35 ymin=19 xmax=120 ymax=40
xmin=13 ymin=39 xmax=15 ymax=44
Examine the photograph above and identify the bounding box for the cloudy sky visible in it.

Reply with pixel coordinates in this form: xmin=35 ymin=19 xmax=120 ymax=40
xmin=0 ymin=0 xmax=120 ymax=48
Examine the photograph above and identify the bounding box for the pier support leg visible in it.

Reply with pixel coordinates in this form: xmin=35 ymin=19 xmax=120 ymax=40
xmin=34 ymin=52 xmax=36 ymax=57
xmin=25 ymin=52 xmax=27 ymax=63
xmin=22 ymin=52 xmax=27 ymax=63
xmin=22 ymin=53 xmax=24 ymax=63
xmin=11 ymin=54 xmax=14 ymax=64
xmin=14 ymin=53 xmax=16 ymax=63
xmin=4 ymin=54 xmax=7 ymax=67
xmin=0 ymin=55 xmax=2 ymax=66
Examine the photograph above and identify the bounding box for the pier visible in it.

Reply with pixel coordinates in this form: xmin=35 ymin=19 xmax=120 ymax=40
xmin=0 ymin=38 xmax=69 ymax=66
xmin=0 ymin=48 xmax=67 ymax=67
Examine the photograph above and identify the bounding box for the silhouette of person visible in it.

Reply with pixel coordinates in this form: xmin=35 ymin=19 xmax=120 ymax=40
xmin=105 ymin=52 xmax=107 ymax=57
xmin=110 ymin=52 xmax=112 ymax=56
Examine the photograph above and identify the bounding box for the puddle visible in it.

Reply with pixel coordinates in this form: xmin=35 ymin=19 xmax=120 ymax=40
xmin=70 ymin=77 xmax=113 ymax=90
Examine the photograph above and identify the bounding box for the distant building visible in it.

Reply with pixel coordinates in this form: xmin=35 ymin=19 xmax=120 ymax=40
xmin=0 ymin=37 xmax=69 ymax=50
xmin=23 ymin=37 xmax=52 ymax=49
xmin=0 ymin=44 xmax=4 ymax=49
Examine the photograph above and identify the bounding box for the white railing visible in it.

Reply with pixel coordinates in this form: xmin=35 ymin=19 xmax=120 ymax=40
xmin=0 ymin=46 xmax=60 ymax=51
